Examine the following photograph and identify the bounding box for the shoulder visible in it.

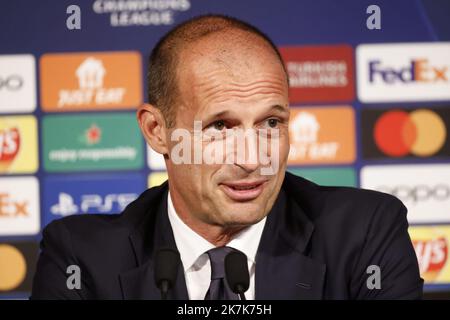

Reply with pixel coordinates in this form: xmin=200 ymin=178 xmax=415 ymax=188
xmin=282 ymin=171 xmax=407 ymax=229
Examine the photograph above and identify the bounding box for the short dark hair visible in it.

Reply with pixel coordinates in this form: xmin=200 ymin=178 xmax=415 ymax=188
xmin=147 ymin=14 xmax=287 ymax=128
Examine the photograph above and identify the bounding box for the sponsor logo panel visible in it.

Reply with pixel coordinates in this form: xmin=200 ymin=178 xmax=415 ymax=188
xmin=0 ymin=176 xmax=40 ymax=236
xmin=43 ymin=173 xmax=146 ymax=226
xmin=0 ymin=115 xmax=38 ymax=174
xmin=360 ymin=164 xmax=450 ymax=224
xmin=409 ymin=226 xmax=450 ymax=284
xmin=42 ymin=113 xmax=144 ymax=172
xmin=40 ymin=52 xmax=142 ymax=111
xmin=288 ymin=106 xmax=356 ymax=165
xmin=361 ymin=107 xmax=449 ymax=159
xmin=357 ymin=43 xmax=450 ymax=102
xmin=289 ymin=167 xmax=356 ymax=187
xmin=147 ymin=145 xmax=166 ymax=170
xmin=0 ymin=241 xmax=39 ymax=294
xmin=280 ymin=45 xmax=354 ymax=103
xmin=0 ymin=54 xmax=36 ymax=113
xmin=148 ymin=172 xmax=168 ymax=188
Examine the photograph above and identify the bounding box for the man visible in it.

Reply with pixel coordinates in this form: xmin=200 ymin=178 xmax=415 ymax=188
xmin=31 ymin=15 xmax=423 ymax=300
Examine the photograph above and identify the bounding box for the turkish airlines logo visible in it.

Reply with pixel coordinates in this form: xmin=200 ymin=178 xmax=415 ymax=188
xmin=40 ymin=52 xmax=142 ymax=111
xmin=357 ymin=43 xmax=450 ymax=102
xmin=0 ymin=54 xmax=36 ymax=113
xmin=279 ymin=45 xmax=354 ymax=103
xmin=0 ymin=177 xmax=40 ymax=236
xmin=361 ymin=107 xmax=450 ymax=160
xmin=288 ymin=106 xmax=355 ymax=165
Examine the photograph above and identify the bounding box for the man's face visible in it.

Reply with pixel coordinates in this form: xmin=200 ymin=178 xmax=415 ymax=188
xmin=166 ymin=31 xmax=290 ymax=229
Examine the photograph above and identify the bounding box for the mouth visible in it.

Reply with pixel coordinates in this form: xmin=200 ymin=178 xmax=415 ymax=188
xmin=219 ymin=179 xmax=268 ymax=202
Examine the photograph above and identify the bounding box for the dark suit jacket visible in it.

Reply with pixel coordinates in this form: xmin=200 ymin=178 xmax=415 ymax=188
xmin=31 ymin=172 xmax=423 ymax=299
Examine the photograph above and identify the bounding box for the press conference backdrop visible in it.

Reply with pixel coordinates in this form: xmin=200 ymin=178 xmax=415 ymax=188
xmin=0 ymin=0 xmax=450 ymax=299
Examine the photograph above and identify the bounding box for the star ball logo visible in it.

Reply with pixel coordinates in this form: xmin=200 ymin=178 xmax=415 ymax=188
xmin=361 ymin=107 xmax=449 ymax=159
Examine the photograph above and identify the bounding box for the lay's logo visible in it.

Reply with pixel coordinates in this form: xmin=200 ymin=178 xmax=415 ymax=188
xmin=357 ymin=43 xmax=450 ymax=102
xmin=409 ymin=226 xmax=450 ymax=284
xmin=0 ymin=116 xmax=38 ymax=174
xmin=414 ymin=237 xmax=447 ymax=282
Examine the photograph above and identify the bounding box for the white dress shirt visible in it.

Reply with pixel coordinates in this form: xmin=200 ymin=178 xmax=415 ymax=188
xmin=167 ymin=191 xmax=266 ymax=300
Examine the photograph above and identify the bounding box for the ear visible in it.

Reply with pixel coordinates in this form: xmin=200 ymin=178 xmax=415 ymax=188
xmin=137 ymin=103 xmax=169 ymax=155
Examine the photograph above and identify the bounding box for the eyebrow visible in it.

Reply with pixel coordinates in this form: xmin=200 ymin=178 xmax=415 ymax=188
xmin=203 ymin=104 xmax=289 ymax=122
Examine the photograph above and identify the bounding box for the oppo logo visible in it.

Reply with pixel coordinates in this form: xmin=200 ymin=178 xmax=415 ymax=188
xmin=377 ymin=184 xmax=450 ymax=203
xmin=374 ymin=109 xmax=447 ymax=157
xmin=0 ymin=75 xmax=23 ymax=91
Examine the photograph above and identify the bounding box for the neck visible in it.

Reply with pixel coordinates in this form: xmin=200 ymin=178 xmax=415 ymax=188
xmin=169 ymin=190 xmax=246 ymax=247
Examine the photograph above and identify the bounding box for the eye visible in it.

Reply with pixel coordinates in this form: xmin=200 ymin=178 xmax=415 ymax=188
xmin=208 ymin=120 xmax=226 ymax=131
xmin=266 ymin=118 xmax=279 ymax=128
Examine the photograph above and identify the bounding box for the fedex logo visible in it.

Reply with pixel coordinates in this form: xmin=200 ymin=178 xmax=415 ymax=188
xmin=357 ymin=43 xmax=450 ymax=102
xmin=369 ymin=59 xmax=448 ymax=84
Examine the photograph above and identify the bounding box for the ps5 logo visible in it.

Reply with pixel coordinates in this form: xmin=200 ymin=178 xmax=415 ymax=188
xmin=51 ymin=192 xmax=137 ymax=216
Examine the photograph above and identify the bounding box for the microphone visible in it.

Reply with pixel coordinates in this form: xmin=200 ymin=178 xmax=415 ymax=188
xmin=225 ymin=250 xmax=250 ymax=300
xmin=154 ymin=248 xmax=181 ymax=300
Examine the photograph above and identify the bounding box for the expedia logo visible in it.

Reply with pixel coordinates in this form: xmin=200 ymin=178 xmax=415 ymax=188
xmin=361 ymin=107 xmax=450 ymax=160
xmin=369 ymin=59 xmax=448 ymax=84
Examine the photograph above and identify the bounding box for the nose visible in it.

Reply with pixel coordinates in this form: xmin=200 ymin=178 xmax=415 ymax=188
xmin=234 ymin=129 xmax=262 ymax=173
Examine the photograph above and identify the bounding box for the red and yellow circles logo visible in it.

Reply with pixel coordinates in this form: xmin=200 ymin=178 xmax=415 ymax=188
xmin=374 ymin=109 xmax=446 ymax=157
xmin=0 ymin=244 xmax=27 ymax=291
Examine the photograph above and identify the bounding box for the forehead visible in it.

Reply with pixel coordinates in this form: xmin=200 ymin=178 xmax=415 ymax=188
xmin=176 ymin=30 xmax=288 ymax=108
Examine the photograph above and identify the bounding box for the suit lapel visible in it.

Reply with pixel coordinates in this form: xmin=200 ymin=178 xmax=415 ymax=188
xmin=255 ymin=188 xmax=326 ymax=300
xmin=119 ymin=185 xmax=189 ymax=300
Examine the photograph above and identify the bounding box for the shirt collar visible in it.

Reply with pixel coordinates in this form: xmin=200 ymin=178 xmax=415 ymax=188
xmin=167 ymin=191 xmax=266 ymax=272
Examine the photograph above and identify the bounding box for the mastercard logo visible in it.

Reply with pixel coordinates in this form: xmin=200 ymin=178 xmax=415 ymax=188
xmin=0 ymin=244 xmax=27 ymax=291
xmin=374 ymin=109 xmax=447 ymax=157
